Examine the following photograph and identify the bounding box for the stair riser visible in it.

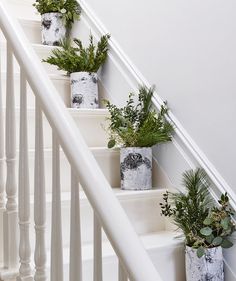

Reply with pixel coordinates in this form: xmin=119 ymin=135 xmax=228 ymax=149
xmin=1 ymin=16 xmax=100 ymax=74
xmin=3 ymin=149 xmax=162 ymax=194
xmin=60 ymin=257 xmax=119 ymax=281
xmin=20 ymin=20 xmax=42 ymax=44
xmin=29 ymin=149 xmax=120 ymax=192
xmin=5 ymin=1 xmax=38 ymax=21
xmin=149 ymin=246 xmax=186 ymax=281
xmin=28 ymin=193 xmax=165 ymax=250
xmin=0 ymin=73 xmax=68 ymax=108
xmin=3 ymin=148 xmax=162 ymax=193
xmin=18 ymin=13 xmax=96 ymax=45
xmin=46 ymin=245 xmax=185 ymax=281
xmin=6 ymin=149 xmax=120 ymax=193
xmin=1 ymin=73 xmax=108 ymax=109
xmin=2 ymin=109 xmax=108 ymax=148
xmin=0 ymin=42 xmax=63 ymax=75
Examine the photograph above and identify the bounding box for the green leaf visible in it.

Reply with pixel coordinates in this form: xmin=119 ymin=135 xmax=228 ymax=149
xmin=108 ymin=139 xmax=116 ymax=149
xmin=200 ymin=227 xmax=213 ymax=236
xmin=212 ymin=237 xmax=223 ymax=246
xmin=221 ymin=239 xmax=233 ymax=248
xmin=197 ymin=246 xmax=205 ymax=258
xmin=203 ymin=218 xmax=212 ymax=225
xmin=221 ymin=193 xmax=225 ymax=201
xmin=206 ymin=234 xmax=214 ymax=244
xmin=221 ymin=217 xmax=230 ymax=230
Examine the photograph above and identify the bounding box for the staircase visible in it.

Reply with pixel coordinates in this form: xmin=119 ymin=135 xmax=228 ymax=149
xmin=0 ymin=0 xmax=186 ymax=281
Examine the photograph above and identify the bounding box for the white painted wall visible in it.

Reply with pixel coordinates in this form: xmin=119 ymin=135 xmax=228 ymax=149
xmin=79 ymin=0 xmax=236 ymax=190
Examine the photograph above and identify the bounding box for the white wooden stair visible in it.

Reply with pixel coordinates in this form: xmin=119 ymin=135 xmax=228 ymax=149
xmin=0 ymin=0 xmax=186 ymax=281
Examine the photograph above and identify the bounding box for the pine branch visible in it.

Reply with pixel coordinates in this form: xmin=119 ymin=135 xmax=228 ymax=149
xmin=105 ymin=86 xmax=174 ymax=148
xmin=43 ymin=34 xmax=110 ymax=74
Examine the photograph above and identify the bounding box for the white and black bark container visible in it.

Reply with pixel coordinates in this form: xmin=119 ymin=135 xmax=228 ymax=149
xmin=70 ymin=72 xmax=99 ymax=109
xmin=41 ymin=12 xmax=67 ymax=46
xmin=185 ymin=246 xmax=224 ymax=281
xmin=120 ymin=147 xmax=152 ymax=190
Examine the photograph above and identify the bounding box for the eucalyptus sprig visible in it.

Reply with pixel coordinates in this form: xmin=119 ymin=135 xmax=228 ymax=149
xmin=33 ymin=0 xmax=81 ymax=29
xmin=43 ymin=34 xmax=110 ymax=74
xmin=160 ymin=168 xmax=236 ymax=258
xmin=104 ymin=86 xmax=174 ymax=148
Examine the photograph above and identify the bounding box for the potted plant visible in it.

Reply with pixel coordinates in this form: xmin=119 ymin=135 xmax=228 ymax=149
xmin=33 ymin=0 xmax=81 ymax=46
xmin=104 ymin=86 xmax=174 ymax=190
xmin=43 ymin=34 xmax=110 ymax=108
xmin=160 ymin=168 xmax=236 ymax=281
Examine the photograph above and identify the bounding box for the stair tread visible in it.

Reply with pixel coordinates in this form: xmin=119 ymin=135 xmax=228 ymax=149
xmin=67 ymin=108 xmax=109 ymax=117
xmin=44 ymin=230 xmax=183 ymax=266
xmin=25 ymin=146 xmax=117 ymax=153
xmin=19 ymin=17 xmax=41 ymax=25
xmin=8 ymin=0 xmax=36 ymax=6
xmin=2 ymin=106 xmax=109 ymax=116
xmin=32 ymin=42 xmax=61 ymax=52
xmin=30 ymin=188 xmax=166 ymax=205
xmin=5 ymin=1 xmax=40 ymax=21
xmin=1 ymin=71 xmax=69 ymax=82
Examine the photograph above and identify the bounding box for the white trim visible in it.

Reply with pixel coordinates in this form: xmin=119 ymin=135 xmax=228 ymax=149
xmin=77 ymin=0 xmax=236 ymax=210
xmin=224 ymin=259 xmax=236 ymax=281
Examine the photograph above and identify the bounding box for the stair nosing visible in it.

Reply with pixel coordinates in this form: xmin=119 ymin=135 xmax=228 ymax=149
xmin=2 ymin=107 xmax=109 ymax=116
xmin=30 ymin=188 xmax=166 ymax=206
xmin=43 ymin=230 xmax=184 ymax=267
xmin=19 ymin=18 xmax=41 ymax=26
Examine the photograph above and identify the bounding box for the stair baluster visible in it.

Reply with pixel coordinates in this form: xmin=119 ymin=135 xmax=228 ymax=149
xmin=119 ymin=262 xmax=128 ymax=281
xmin=18 ymin=70 xmax=32 ymax=281
xmin=0 ymin=2 xmax=165 ymax=280
xmin=3 ymin=44 xmax=18 ymax=269
xmin=51 ymin=134 xmax=63 ymax=281
xmin=34 ymin=102 xmax=47 ymax=281
xmin=69 ymin=170 xmax=82 ymax=281
xmin=0 ymin=44 xmax=5 ymax=264
xmin=94 ymin=214 xmax=103 ymax=281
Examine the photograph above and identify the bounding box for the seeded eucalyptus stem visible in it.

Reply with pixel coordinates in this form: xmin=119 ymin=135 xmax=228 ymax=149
xmin=33 ymin=0 xmax=81 ymax=29
xmin=160 ymin=168 xmax=236 ymax=258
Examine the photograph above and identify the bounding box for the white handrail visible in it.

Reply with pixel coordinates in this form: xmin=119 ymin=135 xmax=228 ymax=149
xmin=0 ymin=2 xmax=162 ymax=281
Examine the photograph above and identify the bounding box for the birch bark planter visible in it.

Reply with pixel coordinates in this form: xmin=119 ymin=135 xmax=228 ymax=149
xmin=185 ymin=246 xmax=224 ymax=281
xmin=41 ymin=12 xmax=66 ymax=46
xmin=70 ymin=72 xmax=99 ymax=109
xmin=120 ymin=147 xmax=152 ymax=190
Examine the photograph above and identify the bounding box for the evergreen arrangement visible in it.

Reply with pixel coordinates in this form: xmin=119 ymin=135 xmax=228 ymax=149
xmin=43 ymin=34 xmax=110 ymax=74
xmin=33 ymin=0 xmax=81 ymax=29
xmin=160 ymin=168 xmax=236 ymax=258
xmin=104 ymin=86 xmax=174 ymax=148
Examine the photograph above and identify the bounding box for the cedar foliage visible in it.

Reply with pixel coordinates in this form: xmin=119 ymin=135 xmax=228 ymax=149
xmin=43 ymin=34 xmax=110 ymax=74
xmin=33 ymin=0 xmax=81 ymax=29
xmin=104 ymin=86 xmax=174 ymax=148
